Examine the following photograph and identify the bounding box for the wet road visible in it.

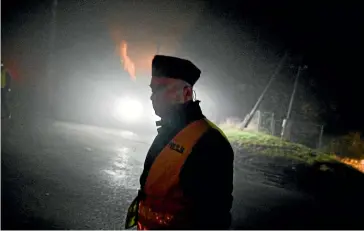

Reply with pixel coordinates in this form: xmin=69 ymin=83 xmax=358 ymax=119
xmin=2 ymin=120 xmax=150 ymax=229
xmin=2 ymin=119 xmax=364 ymax=229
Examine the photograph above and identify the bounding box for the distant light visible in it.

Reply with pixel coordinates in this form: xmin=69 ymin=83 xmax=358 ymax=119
xmin=114 ymin=97 xmax=143 ymax=122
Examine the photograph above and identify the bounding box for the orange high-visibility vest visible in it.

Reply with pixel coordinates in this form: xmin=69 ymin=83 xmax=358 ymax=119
xmin=137 ymin=119 xmax=212 ymax=230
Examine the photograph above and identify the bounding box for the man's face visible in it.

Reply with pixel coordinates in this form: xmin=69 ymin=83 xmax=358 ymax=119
xmin=149 ymin=77 xmax=193 ymax=118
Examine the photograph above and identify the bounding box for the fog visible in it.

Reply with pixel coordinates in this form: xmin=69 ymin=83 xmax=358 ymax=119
xmin=2 ymin=0 xmax=320 ymax=131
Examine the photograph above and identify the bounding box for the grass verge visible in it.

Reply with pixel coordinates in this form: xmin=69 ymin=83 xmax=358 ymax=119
xmin=223 ymin=128 xmax=336 ymax=165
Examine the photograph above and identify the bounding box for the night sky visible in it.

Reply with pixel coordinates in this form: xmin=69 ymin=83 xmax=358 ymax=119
xmin=208 ymin=1 xmax=364 ymax=134
xmin=2 ymin=0 xmax=364 ymax=134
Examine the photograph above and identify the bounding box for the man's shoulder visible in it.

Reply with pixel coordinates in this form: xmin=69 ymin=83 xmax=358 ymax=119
xmin=195 ymin=124 xmax=233 ymax=152
xmin=202 ymin=119 xmax=228 ymax=141
xmin=205 ymin=126 xmax=227 ymax=140
xmin=186 ymin=124 xmax=233 ymax=166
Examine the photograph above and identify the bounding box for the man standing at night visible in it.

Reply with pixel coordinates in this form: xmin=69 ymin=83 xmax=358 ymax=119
xmin=126 ymin=55 xmax=234 ymax=230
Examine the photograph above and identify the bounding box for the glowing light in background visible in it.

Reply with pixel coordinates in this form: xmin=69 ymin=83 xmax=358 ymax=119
xmin=113 ymin=97 xmax=144 ymax=122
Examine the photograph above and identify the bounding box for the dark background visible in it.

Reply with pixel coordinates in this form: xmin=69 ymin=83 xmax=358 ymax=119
xmin=2 ymin=0 xmax=364 ymax=134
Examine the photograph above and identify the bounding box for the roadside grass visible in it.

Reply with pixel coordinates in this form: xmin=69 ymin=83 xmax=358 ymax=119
xmin=222 ymin=127 xmax=336 ymax=165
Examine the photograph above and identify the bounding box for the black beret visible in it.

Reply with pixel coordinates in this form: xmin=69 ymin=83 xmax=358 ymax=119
xmin=152 ymin=55 xmax=201 ymax=86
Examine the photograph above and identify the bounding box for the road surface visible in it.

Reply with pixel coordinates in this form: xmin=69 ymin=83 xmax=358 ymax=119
xmin=2 ymin=118 xmax=364 ymax=229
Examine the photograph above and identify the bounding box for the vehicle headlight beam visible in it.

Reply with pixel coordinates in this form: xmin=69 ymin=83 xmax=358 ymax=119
xmin=113 ymin=97 xmax=144 ymax=122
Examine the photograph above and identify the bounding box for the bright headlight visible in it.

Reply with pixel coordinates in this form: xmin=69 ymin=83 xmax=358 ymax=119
xmin=113 ymin=97 xmax=144 ymax=122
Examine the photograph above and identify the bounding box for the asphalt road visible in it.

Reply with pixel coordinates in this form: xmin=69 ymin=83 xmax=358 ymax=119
xmin=2 ymin=118 xmax=364 ymax=229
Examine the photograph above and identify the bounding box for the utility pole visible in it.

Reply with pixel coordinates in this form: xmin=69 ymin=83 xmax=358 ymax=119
xmin=257 ymin=110 xmax=262 ymax=132
xmin=317 ymin=125 xmax=324 ymax=149
xmin=281 ymin=65 xmax=307 ymax=139
xmin=242 ymin=51 xmax=288 ymax=129
xmin=271 ymin=112 xmax=275 ymax=136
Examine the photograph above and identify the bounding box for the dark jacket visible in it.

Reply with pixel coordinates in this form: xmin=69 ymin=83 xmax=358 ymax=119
xmin=139 ymin=101 xmax=234 ymax=229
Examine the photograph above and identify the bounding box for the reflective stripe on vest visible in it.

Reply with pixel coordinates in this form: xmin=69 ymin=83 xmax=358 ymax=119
xmin=138 ymin=119 xmax=211 ymax=229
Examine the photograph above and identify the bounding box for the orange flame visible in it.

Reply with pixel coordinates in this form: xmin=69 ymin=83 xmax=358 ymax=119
xmin=120 ymin=40 xmax=136 ymax=80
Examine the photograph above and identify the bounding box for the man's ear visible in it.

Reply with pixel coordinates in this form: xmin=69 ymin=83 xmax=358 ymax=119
xmin=183 ymin=86 xmax=193 ymax=102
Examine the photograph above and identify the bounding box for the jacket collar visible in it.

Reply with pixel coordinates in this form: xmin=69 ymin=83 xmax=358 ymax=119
xmin=156 ymin=101 xmax=205 ymax=133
